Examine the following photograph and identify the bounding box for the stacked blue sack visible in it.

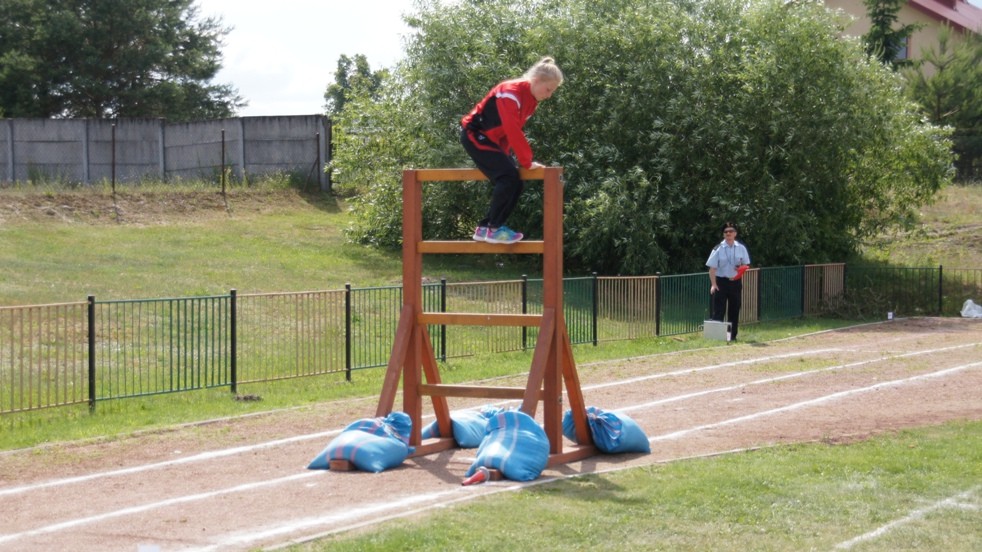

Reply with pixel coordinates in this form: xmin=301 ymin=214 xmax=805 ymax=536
xmin=563 ymin=406 xmax=651 ymax=454
xmin=420 ymin=406 xmax=503 ymax=448
xmin=466 ymin=410 xmax=549 ymax=482
xmin=307 ymin=411 xmax=414 ymax=473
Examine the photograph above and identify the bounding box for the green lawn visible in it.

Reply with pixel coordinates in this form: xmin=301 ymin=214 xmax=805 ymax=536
xmin=0 ymin=184 xmax=534 ymax=306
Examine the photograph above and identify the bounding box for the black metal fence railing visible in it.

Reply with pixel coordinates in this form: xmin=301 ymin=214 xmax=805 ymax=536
xmin=2 ymin=264 xmax=980 ymax=416
xmin=94 ymin=296 xmax=233 ymax=401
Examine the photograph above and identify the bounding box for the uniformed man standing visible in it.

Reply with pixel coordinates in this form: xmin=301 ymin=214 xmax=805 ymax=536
xmin=706 ymin=222 xmax=751 ymax=341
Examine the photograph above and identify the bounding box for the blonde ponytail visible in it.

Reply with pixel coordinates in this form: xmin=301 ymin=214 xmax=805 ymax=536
xmin=524 ymin=57 xmax=564 ymax=85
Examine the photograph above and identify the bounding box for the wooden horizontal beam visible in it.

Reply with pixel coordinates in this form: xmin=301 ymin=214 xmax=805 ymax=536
xmin=546 ymin=444 xmax=598 ymax=467
xmin=418 ymin=240 xmax=545 ymax=254
xmin=418 ymin=312 xmax=543 ymax=327
xmin=419 ymin=383 xmax=542 ymax=400
xmin=407 ymin=437 xmax=457 ymax=458
xmin=412 ymin=167 xmax=557 ymax=182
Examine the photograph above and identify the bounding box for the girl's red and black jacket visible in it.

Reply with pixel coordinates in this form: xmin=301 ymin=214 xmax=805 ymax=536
xmin=460 ymin=79 xmax=539 ymax=169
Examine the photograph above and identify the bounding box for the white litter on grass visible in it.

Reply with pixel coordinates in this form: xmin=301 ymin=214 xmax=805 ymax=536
xmin=961 ymin=299 xmax=982 ymax=318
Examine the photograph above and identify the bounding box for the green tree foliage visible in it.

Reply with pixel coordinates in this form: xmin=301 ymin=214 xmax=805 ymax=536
xmin=0 ymin=0 xmax=243 ymax=120
xmin=903 ymin=25 xmax=982 ymax=180
xmin=333 ymin=0 xmax=953 ymax=274
xmin=862 ymin=0 xmax=920 ymax=68
xmin=324 ymin=54 xmax=388 ymax=117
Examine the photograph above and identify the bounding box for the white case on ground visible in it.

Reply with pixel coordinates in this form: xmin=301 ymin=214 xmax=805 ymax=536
xmin=703 ymin=320 xmax=731 ymax=341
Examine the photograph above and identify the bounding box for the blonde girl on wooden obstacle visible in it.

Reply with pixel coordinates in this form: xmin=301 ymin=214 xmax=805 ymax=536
xmin=459 ymin=57 xmax=564 ymax=244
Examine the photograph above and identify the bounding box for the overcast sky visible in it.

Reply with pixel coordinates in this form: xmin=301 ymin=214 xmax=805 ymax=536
xmin=199 ymin=0 xmax=982 ymax=117
xmin=196 ymin=1 xmax=412 ymax=116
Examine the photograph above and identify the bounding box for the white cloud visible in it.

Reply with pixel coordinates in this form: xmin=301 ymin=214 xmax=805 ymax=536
xmin=196 ymin=1 xmax=411 ymax=116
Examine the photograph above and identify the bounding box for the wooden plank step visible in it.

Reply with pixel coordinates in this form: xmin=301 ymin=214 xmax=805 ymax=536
xmin=546 ymin=444 xmax=598 ymax=467
xmin=418 ymin=312 xmax=542 ymax=327
xmin=413 ymin=167 xmax=550 ymax=182
xmin=419 ymin=383 xmax=543 ymax=400
xmin=407 ymin=437 xmax=457 ymax=458
xmin=418 ymin=240 xmax=545 ymax=254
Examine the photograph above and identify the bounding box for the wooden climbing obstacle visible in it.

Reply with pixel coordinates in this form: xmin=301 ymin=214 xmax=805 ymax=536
xmin=375 ymin=167 xmax=595 ymax=467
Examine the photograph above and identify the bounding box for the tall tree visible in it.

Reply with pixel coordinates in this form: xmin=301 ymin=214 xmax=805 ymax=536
xmin=323 ymin=54 xmax=387 ymax=117
xmin=333 ymin=0 xmax=953 ymax=274
xmin=903 ymin=25 xmax=982 ymax=179
xmin=863 ymin=0 xmax=920 ymax=68
xmin=0 ymin=0 xmax=243 ymax=120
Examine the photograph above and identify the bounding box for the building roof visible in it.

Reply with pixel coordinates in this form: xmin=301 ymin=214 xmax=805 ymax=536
xmin=909 ymin=0 xmax=982 ymax=32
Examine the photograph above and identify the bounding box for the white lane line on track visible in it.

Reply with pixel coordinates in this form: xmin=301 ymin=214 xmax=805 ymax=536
xmin=3 ymin=359 xmax=978 ymax=548
xmin=0 ymin=349 xmax=844 ymax=498
xmin=0 ymin=429 xmax=340 ymax=498
xmin=3 ymin=342 xmax=976 ymax=498
xmin=190 ymin=487 xmax=466 ymax=552
xmin=647 ymin=360 xmax=982 ymax=444
xmin=0 ymin=472 xmax=320 ymax=546
xmin=259 ymin=446 xmax=774 ymax=551
xmin=591 ymin=341 xmax=980 ymax=393
xmin=615 ymin=342 xmax=979 ymax=414
xmin=834 ymin=486 xmax=981 ymax=549
xmin=583 ymin=350 xmax=841 ymax=391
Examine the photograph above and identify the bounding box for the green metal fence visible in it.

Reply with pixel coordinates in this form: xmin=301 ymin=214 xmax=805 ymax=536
xmin=658 ymin=273 xmax=709 ymax=336
xmin=0 ymin=302 xmax=89 ymax=413
xmin=758 ymin=266 xmax=805 ymax=321
xmin=94 ymin=296 xmax=232 ymax=401
xmin=596 ymin=276 xmax=658 ymax=341
xmin=844 ymin=266 xmax=942 ymax=318
xmin=940 ymin=268 xmax=982 ymax=316
xmin=235 ymin=289 xmax=348 ymax=385
xmin=2 ymin=263 xmax=981 ymax=415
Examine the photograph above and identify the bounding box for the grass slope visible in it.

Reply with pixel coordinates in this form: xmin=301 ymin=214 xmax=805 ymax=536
xmin=862 ymin=183 xmax=982 ymax=268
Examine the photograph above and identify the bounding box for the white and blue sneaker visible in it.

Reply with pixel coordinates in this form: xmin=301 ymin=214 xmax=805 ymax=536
xmin=485 ymin=226 xmax=523 ymax=244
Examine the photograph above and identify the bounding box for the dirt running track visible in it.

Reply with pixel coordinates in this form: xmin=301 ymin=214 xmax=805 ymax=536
xmin=1 ymin=317 xmax=980 ymax=551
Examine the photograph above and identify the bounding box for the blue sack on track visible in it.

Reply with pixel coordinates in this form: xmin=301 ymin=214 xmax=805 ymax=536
xmin=563 ymin=406 xmax=651 ymax=454
xmin=307 ymin=411 xmax=414 ymax=473
xmin=421 ymin=406 xmax=503 ymax=448
xmin=466 ymin=410 xmax=548 ymax=482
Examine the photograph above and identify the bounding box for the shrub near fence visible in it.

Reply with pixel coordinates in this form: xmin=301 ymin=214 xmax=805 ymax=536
xmin=2 ymin=263 xmax=981 ymax=416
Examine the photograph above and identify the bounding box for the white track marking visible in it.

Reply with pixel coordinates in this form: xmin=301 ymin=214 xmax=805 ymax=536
xmin=583 ymin=349 xmax=840 ymax=391
xmin=0 ymin=349 xmax=839 ymax=497
xmin=3 ymin=343 xmax=976 ymax=498
xmin=647 ymin=360 xmax=982 ymax=443
xmin=2 ymin=360 xmax=977 ymax=548
xmin=615 ymin=342 xmax=978 ymax=414
xmin=225 ymin=448 xmax=768 ymax=551
xmin=191 ymin=488 xmax=465 ymax=551
xmin=834 ymin=486 xmax=981 ymax=549
xmin=0 ymin=429 xmax=340 ymax=498
xmin=0 ymin=472 xmax=319 ymax=545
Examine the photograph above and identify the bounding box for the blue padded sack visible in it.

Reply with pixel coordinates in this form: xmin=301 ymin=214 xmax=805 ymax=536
xmin=466 ymin=410 xmax=548 ymax=482
xmin=563 ymin=406 xmax=651 ymax=454
xmin=421 ymin=407 xmax=502 ymax=448
xmin=308 ymin=411 xmax=413 ymax=472
xmin=343 ymin=411 xmax=413 ymax=445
